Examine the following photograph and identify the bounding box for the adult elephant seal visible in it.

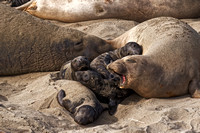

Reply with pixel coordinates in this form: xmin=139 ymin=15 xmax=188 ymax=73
xmin=56 ymin=80 xmax=104 ymax=125
xmin=17 ymin=0 xmax=200 ymax=22
xmin=0 ymin=4 xmax=113 ymax=76
xmin=107 ymin=17 xmax=200 ymax=98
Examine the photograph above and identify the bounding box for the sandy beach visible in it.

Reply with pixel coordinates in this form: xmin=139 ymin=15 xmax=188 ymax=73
xmin=1 ymin=3 xmax=200 ymax=132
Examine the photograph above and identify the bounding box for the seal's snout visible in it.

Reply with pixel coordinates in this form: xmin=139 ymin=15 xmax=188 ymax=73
xmin=107 ymin=61 xmax=126 ymax=75
xmin=75 ymin=71 xmax=90 ymax=82
xmin=74 ymin=105 xmax=96 ymax=125
xmin=71 ymin=56 xmax=90 ymax=71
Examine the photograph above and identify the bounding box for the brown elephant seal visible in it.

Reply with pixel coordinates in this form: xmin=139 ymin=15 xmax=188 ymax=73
xmin=56 ymin=80 xmax=104 ymax=125
xmin=107 ymin=17 xmax=200 ymax=98
xmin=0 ymin=4 xmax=113 ymax=76
xmin=16 ymin=0 xmax=200 ymax=22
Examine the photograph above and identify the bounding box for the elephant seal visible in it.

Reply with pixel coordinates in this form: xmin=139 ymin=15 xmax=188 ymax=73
xmin=0 ymin=4 xmax=113 ymax=76
xmin=56 ymin=80 xmax=104 ymax=125
xmin=107 ymin=17 xmax=200 ymax=98
xmin=17 ymin=0 xmax=200 ymax=22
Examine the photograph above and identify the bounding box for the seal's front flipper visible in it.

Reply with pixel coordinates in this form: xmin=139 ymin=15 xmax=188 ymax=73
xmin=189 ymin=79 xmax=200 ymax=98
xmin=108 ymin=98 xmax=118 ymax=115
xmin=57 ymin=89 xmax=66 ymax=106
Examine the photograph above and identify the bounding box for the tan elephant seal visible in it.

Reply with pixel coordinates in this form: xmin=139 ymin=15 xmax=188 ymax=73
xmin=107 ymin=17 xmax=200 ymax=98
xmin=15 ymin=0 xmax=200 ymax=22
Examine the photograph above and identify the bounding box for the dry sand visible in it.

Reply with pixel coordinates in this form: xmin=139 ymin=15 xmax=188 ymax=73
xmin=1 ymin=6 xmax=200 ymax=132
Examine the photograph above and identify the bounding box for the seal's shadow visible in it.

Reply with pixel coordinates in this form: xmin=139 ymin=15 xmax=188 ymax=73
xmin=86 ymin=111 xmax=119 ymax=127
xmin=119 ymin=92 xmax=143 ymax=105
xmin=85 ymin=92 xmax=143 ymax=127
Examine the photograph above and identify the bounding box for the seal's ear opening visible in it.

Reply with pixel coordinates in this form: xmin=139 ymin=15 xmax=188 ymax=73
xmin=74 ymin=105 xmax=96 ymax=125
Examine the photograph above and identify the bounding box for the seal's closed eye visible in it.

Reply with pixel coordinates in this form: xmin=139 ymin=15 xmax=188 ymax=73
xmin=126 ymin=59 xmax=136 ymax=63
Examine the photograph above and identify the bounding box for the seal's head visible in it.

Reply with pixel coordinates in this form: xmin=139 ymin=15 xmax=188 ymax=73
xmin=71 ymin=35 xmax=114 ymax=61
xmin=71 ymin=56 xmax=90 ymax=71
xmin=120 ymin=42 xmax=142 ymax=57
xmin=107 ymin=55 xmax=153 ymax=89
xmin=74 ymin=105 xmax=96 ymax=125
xmin=74 ymin=70 xmax=102 ymax=89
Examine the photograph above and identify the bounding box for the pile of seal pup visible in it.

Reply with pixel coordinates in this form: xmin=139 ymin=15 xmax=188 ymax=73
xmin=57 ymin=42 xmax=142 ymax=124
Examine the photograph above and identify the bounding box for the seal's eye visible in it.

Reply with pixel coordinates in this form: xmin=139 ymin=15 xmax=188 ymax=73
xmin=83 ymin=73 xmax=90 ymax=81
xmin=126 ymin=59 xmax=136 ymax=63
xmin=74 ymin=40 xmax=83 ymax=51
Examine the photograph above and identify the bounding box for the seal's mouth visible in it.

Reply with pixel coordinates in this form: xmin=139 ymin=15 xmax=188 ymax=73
xmin=110 ymin=70 xmax=127 ymax=88
xmin=78 ymin=65 xmax=89 ymax=71
xmin=107 ymin=64 xmax=127 ymax=88
xmin=119 ymin=75 xmax=127 ymax=88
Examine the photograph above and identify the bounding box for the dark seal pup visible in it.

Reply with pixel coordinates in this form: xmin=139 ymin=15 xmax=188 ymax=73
xmin=56 ymin=80 xmax=104 ymax=125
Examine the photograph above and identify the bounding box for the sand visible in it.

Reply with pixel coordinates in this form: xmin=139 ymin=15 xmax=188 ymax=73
xmin=1 ymin=4 xmax=200 ymax=133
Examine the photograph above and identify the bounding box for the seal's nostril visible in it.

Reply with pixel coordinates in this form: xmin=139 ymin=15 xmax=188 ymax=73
xmin=110 ymin=74 xmax=114 ymax=78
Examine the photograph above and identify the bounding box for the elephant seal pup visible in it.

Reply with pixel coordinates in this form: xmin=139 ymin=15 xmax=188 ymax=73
xmin=18 ymin=0 xmax=200 ymax=22
xmin=0 ymin=4 xmax=113 ymax=76
xmin=59 ymin=56 xmax=90 ymax=80
xmin=74 ymin=70 xmax=133 ymax=115
xmin=90 ymin=42 xmax=142 ymax=80
xmin=57 ymin=80 xmax=104 ymax=125
xmin=107 ymin=17 xmax=200 ymax=98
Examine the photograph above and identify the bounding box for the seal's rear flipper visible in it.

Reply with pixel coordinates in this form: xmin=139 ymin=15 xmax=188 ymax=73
xmin=189 ymin=79 xmax=200 ymax=98
xmin=57 ymin=89 xmax=66 ymax=106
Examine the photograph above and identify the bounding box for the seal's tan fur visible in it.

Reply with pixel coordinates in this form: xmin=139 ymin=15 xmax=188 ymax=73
xmin=24 ymin=0 xmax=200 ymax=22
